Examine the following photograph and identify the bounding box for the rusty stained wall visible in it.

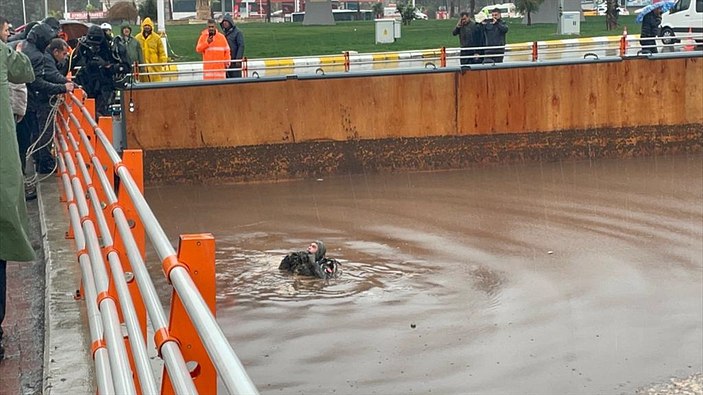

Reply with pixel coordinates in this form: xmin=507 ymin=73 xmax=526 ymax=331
xmin=124 ymin=56 xmax=703 ymax=183
xmin=125 ymin=72 xmax=457 ymax=150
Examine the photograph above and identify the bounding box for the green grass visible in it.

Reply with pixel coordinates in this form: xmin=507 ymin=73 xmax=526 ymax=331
xmin=163 ymin=16 xmax=637 ymax=62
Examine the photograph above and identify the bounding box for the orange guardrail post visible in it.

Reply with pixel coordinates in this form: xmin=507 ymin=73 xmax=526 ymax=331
xmin=161 ymin=234 xmax=217 ymax=395
xmin=531 ymin=41 xmax=539 ymax=62
xmin=620 ymin=26 xmax=628 ymax=57
xmin=242 ymin=57 xmax=248 ymax=78
xmin=115 ymin=150 xmax=146 ymax=262
xmin=440 ymin=47 xmax=447 ymax=68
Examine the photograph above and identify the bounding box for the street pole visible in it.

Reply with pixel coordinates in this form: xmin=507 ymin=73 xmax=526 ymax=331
xmin=157 ymin=0 xmax=168 ymax=57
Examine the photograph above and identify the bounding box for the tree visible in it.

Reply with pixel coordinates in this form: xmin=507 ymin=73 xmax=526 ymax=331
xmin=514 ymin=0 xmax=544 ymax=25
xmin=139 ymin=0 xmax=158 ymax=20
xmin=86 ymin=2 xmax=95 ymax=22
xmin=605 ymin=0 xmax=619 ymax=30
xmin=372 ymin=2 xmax=384 ymax=18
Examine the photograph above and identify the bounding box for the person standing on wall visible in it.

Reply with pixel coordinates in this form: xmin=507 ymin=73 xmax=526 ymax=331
xmin=452 ymin=11 xmax=484 ymax=65
xmin=0 ymin=15 xmax=36 ymax=361
xmin=481 ymin=8 xmax=509 ymax=64
xmin=136 ymin=17 xmax=167 ymax=82
xmin=219 ymin=13 xmax=244 ymax=78
xmin=196 ymin=19 xmax=230 ymax=80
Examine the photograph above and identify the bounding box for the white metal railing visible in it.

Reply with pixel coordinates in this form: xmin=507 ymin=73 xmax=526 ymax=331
xmin=54 ymin=91 xmax=259 ymax=394
xmin=122 ymin=34 xmax=701 ymax=81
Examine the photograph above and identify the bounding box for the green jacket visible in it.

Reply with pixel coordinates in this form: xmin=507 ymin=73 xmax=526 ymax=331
xmin=0 ymin=41 xmax=36 ymax=262
xmin=114 ymin=33 xmax=144 ymax=66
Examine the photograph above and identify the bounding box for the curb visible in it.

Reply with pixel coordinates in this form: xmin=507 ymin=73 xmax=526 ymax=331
xmin=38 ymin=177 xmax=95 ymax=394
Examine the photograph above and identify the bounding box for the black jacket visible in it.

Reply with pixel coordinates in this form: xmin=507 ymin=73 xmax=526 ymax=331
xmin=452 ymin=21 xmax=483 ymax=48
xmin=640 ymin=12 xmax=661 ymax=38
xmin=220 ymin=14 xmax=245 ymax=60
xmin=482 ymin=19 xmax=509 ymax=50
xmin=42 ymin=51 xmax=68 ymax=84
xmin=23 ymin=23 xmax=65 ymax=110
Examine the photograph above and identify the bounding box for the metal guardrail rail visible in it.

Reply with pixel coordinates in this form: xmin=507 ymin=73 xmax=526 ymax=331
xmin=54 ymin=90 xmax=259 ymax=395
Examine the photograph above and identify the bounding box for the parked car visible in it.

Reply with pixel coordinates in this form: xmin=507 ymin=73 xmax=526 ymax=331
xmin=659 ymin=0 xmax=703 ymax=45
xmin=414 ymin=10 xmax=428 ymax=20
xmin=597 ymin=4 xmax=629 ymax=15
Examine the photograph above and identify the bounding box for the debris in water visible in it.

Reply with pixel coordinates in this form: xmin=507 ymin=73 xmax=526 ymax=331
xmin=410 ymin=323 xmax=416 ymax=329
xmin=547 ymin=250 xmax=554 ymax=255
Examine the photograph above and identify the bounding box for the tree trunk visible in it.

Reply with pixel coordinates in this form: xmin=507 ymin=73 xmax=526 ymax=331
xmin=527 ymin=11 xmax=531 ymax=26
xmin=470 ymin=0 xmax=475 ymax=16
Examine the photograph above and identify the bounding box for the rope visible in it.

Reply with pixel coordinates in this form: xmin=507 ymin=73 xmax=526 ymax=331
xmin=24 ymin=94 xmax=65 ymax=187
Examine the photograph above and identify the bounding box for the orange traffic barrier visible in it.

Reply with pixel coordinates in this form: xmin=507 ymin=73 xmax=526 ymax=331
xmin=683 ymin=27 xmax=695 ymax=51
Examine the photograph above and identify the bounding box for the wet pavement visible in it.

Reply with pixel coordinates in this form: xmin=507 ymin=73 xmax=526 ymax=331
xmin=146 ymin=154 xmax=703 ymax=394
xmin=0 ymin=193 xmax=45 ymax=395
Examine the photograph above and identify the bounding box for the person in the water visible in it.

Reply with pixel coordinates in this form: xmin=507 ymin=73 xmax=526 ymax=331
xmin=279 ymin=240 xmax=340 ymax=279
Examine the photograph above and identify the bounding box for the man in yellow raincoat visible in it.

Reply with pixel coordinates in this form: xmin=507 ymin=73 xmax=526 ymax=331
xmin=136 ymin=17 xmax=167 ymax=82
xmin=1 ymin=16 xmax=36 ymax=360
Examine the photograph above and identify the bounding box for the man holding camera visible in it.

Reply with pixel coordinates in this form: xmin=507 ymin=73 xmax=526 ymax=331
xmin=452 ymin=11 xmax=483 ymax=65
xmin=481 ymin=8 xmax=509 ymax=64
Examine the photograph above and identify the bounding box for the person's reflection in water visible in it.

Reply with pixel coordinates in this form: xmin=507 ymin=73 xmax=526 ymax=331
xmin=279 ymin=240 xmax=340 ymax=279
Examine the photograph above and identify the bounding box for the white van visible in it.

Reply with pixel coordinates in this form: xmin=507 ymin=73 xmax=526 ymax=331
xmin=659 ymin=0 xmax=703 ymax=43
xmin=474 ymin=3 xmax=523 ymax=20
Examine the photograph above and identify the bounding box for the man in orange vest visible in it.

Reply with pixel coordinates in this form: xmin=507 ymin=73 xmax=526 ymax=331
xmin=196 ymin=19 xmax=230 ymax=80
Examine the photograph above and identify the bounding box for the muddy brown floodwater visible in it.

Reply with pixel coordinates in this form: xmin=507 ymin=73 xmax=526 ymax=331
xmin=147 ymin=154 xmax=703 ymax=395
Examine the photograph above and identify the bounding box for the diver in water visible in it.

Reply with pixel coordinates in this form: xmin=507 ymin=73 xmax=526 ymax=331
xmin=279 ymin=240 xmax=340 ymax=279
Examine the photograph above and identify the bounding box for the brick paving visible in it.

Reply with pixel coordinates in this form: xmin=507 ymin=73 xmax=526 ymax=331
xmin=0 ymin=198 xmax=45 ymax=395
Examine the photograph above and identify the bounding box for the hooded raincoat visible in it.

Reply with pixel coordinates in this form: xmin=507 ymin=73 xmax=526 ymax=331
xmin=0 ymin=41 xmax=36 ymax=262
xmin=136 ymin=18 xmax=167 ymax=82
xmin=113 ymin=23 xmax=144 ymax=67
xmin=220 ymin=14 xmax=244 ymax=78
xmin=278 ymin=240 xmax=339 ymax=279
xmin=196 ymin=28 xmax=230 ymax=80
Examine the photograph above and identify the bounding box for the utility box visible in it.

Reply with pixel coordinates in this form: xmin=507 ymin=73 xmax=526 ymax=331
xmin=560 ymin=11 xmax=581 ymax=35
xmin=375 ymin=19 xmax=395 ymax=43
xmin=394 ymin=19 xmax=401 ymax=39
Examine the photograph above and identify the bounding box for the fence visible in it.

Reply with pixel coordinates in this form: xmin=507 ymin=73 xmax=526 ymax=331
xmin=53 ymin=89 xmax=259 ymax=394
xmin=128 ymin=32 xmax=703 ymax=81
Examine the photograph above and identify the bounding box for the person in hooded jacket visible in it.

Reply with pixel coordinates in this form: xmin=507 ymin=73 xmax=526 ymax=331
xmin=15 ymin=21 xmax=72 ymax=175
xmin=219 ymin=13 xmax=244 ymax=78
xmin=1 ymin=15 xmax=36 ymax=361
xmin=136 ymin=17 xmax=167 ymax=82
xmin=71 ymin=25 xmax=119 ymax=116
xmin=279 ymin=240 xmax=340 ymax=279
xmin=113 ymin=22 xmax=143 ymax=76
